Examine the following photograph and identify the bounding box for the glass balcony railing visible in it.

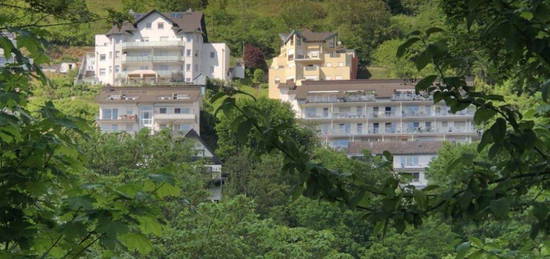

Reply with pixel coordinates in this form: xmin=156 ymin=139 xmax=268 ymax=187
xmin=122 ymin=56 xmax=184 ymax=63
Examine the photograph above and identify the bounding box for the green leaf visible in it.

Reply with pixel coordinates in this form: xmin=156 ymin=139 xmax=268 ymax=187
xmin=473 ymin=108 xmax=497 ymax=124
xmin=136 ymin=216 xmax=163 ymax=236
xmin=382 ymin=151 xmax=393 ymax=162
xmin=156 ymin=183 xmax=181 ymax=198
xmin=491 ymin=118 xmax=507 ymax=142
xmin=412 ymin=49 xmax=432 ymax=70
xmin=520 ymin=11 xmax=534 ymax=20
xmin=118 ymin=232 xmax=152 ymax=255
xmin=415 ymin=75 xmax=437 ymax=92
xmin=397 ymin=37 xmax=420 ymax=58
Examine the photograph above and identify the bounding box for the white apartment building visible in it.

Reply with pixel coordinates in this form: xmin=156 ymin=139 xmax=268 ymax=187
xmin=280 ymin=79 xmax=478 ymax=188
xmin=92 ymin=10 xmax=231 ymax=86
xmin=285 ymin=79 xmax=478 ymax=149
xmin=348 ymin=141 xmax=442 ymax=188
xmin=96 ymin=86 xmax=201 ymax=134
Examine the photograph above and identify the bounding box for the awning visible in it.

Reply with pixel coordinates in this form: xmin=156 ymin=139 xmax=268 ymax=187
xmin=127 ymin=70 xmax=157 ymax=78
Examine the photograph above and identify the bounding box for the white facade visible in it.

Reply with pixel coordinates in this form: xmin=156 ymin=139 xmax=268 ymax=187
xmin=93 ymin=11 xmax=231 ymax=86
xmin=393 ymin=154 xmax=437 ymax=187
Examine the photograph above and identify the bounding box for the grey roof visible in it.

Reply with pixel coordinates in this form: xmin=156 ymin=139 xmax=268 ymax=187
xmin=96 ymin=85 xmax=201 ymax=104
xmin=292 ymin=79 xmax=417 ymax=99
xmin=348 ymin=141 xmax=444 ymax=155
xmin=184 ymin=129 xmax=222 ymax=164
xmin=280 ymin=29 xmax=337 ymax=43
xmin=107 ymin=10 xmax=205 ymax=36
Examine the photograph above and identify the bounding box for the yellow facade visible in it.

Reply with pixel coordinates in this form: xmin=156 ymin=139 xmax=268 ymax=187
xmin=268 ymin=30 xmax=357 ymax=99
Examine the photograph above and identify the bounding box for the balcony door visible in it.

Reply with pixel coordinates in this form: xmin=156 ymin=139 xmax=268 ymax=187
xmin=139 ymin=106 xmax=153 ymax=128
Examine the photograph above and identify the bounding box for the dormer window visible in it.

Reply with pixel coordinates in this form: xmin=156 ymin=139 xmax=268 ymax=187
xmin=145 ymin=23 xmax=151 ymax=29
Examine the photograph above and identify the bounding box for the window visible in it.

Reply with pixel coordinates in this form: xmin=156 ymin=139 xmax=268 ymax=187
xmin=385 ymin=122 xmax=393 ymax=133
xmin=142 ymin=37 xmax=149 ymax=42
xmin=194 ymin=51 xmax=199 ymax=57
xmin=101 ymin=108 xmax=118 ymax=120
xmin=186 ymin=36 xmax=192 ymax=42
xmin=373 ymin=123 xmax=379 ymax=133
xmin=174 ymin=108 xmax=181 ymax=114
xmin=210 ymin=52 xmax=215 ymax=58
xmin=305 ymin=107 xmax=316 ymax=118
xmin=323 ymin=107 xmax=329 ymax=117
xmin=115 ymin=51 xmax=120 ymax=58
xmin=99 ymin=68 xmax=106 ymax=75
xmin=403 ymin=156 xmax=419 ymax=167
xmin=179 ymin=124 xmax=191 ymax=132
xmin=114 ymin=65 xmax=120 ymax=72
xmin=158 ymin=22 xmax=164 ymax=29
xmin=108 ymin=51 xmax=112 ymax=58
xmin=357 ymin=123 xmax=363 ymax=133
xmin=186 ymin=49 xmax=191 ymax=57
xmin=111 ymin=124 xmax=118 ymax=131
xmin=126 ymin=109 xmax=134 ymax=115
xmin=210 ymin=66 xmax=215 ymax=73
xmin=145 ymin=22 xmax=152 ymax=29
xmin=108 ymin=66 xmax=112 ymax=73
xmin=185 ymin=77 xmax=191 ymax=82
xmin=186 ymin=64 xmax=191 ymax=72
xmin=99 ymin=54 xmax=106 ymax=61
xmin=159 ymin=107 xmax=167 ymax=114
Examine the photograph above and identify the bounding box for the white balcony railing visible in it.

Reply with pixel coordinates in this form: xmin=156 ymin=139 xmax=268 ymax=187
xmin=121 ymin=41 xmax=185 ymax=49
xmin=154 ymin=113 xmax=195 ymax=121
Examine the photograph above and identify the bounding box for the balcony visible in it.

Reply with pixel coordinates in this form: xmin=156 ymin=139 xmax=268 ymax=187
xmin=295 ymin=53 xmax=322 ymax=61
xmin=402 ymin=111 xmax=433 ymax=117
xmin=342 ymin=95 xmax=375 ymax=102
xmin=392 ymin=94 xmax=432 ymax=101
xmin=121 ymin=41 xmax=185 ymax=49
xmin=154 ymin=113 xmax=195 ymax=121
xmin=332 ymin=112 xmax=368 ymax=119
xmin=122 ymin=55 xmax=184 ymax=63
xmin=306 ymin=96 xmax=338 ymax=103
xmin=97 ymin=114 xmax=138 ymax=123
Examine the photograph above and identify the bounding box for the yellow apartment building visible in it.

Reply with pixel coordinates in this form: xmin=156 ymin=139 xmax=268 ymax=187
xmin=268 ymin=29 xmax=358 ymax=99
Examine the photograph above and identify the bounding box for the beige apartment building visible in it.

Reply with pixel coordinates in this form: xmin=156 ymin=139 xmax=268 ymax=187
xmin=268 ymin=29 xmax=358 ymax=99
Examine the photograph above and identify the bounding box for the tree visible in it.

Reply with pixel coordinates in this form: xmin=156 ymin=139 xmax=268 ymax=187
xmin=0 ymin=3 xmax=188 ymax=257
xmin=243 ymin=44 xmax=267 ymax=71
xmin=252 ymin=68 xmax=265 ymax=87
xmin=209 ymin=0 xmax=550 ymax=243
xmin=326 ymin=0 xmax=394 ymax=67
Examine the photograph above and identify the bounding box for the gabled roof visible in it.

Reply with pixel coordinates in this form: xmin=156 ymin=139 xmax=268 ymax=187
xmin=106 ymin=10 xmax=205 ymax=37
xmin=184 ymin=129 xmax=222 ymax=164
xmin=280 ymin=29 xmax=337 ymax=44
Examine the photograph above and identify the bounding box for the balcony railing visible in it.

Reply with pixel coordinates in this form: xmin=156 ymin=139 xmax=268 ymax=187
xmin=122 ymin=56 xmax=184 ymax=63
xmin=306 ymin=96 xmax=338 ymax=103
xmin=97 ymin=114 xmax=138 ymax=122
xmin=154 ymin=113 xmax=195 ymax=121
xmin=121 ymin=41 xmax=185 ymax=49
xmin=342 ymin=95 xmax=375 ymax=102
xmin=392 ymin=94 xmax=432 ymax=101
xmin=319 ymin=126 xmax=476 ymax=136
